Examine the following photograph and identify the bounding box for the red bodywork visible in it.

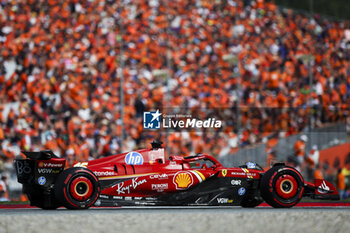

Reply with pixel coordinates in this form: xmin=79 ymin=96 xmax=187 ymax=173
xmin=15 ymin=146 xmax=339 ymax=209
xmin=73 ymin=148 xmax=263 ymax=197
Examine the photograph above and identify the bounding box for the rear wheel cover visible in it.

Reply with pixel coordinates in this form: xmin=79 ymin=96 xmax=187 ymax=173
xmin=70 ymin=176 xmax=94 ymax=201
xmin=260 ymin=166 xmax=304 ymax=208
xmin=55 ymin=167 xmax=100 ymax=209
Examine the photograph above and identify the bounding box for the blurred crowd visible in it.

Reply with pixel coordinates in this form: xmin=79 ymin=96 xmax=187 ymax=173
xmin=262 ymin=134 xmax=350 ymax=199
xmin=289 ymin=134 xmax=350 ymax=199
xmin=0 ymin=0 xmax=350 ymax=189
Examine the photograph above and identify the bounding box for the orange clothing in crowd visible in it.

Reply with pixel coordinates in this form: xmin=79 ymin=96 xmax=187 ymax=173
xmin=0 ymin=0 xmax=349 ymax=174
xmin=337 ymin=172 xmax=346 ymax=190
xmin=294 ymin=140 xmax=306 ymax=157
xmin=0 ymin=180 xmax=9 ymax=200
xmin=314 ymin=169 xmax=324 ymax=180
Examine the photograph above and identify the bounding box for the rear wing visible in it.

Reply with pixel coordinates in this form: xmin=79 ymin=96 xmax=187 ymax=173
xmin=15 ymin=150 xmax=65 ymax=186
xmin=22 ymin=150 xmax=59 ymax=160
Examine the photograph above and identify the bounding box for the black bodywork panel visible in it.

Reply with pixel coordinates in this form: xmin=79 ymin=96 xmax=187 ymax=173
xmin=94 ymin=176 xmax=261 ymax=207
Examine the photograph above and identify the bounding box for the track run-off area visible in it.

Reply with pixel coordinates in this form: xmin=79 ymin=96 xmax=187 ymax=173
xmin=1 ymin=203 xmax=350 ymax=233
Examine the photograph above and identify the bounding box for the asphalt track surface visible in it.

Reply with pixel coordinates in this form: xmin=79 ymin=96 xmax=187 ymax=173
xmin=1 ymin=205 xmax=350 ymax=233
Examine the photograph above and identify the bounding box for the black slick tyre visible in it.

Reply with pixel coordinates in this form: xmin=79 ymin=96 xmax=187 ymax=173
xmin=260 ymin=166 xmax=304 ymax=208
xmin=54 ymin=167 xmax=100 ymax=209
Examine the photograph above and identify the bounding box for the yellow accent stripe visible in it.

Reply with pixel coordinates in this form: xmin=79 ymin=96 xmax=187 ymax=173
xmin=194 ymin=170 xmax=206 ymax=181
xmin=98 ymin=173 xmax=158 ymax=180
xmin=242 ymin=168 xmax=253 ymax=178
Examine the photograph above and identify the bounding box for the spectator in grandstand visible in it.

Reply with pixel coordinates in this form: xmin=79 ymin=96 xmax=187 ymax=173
xmin=336 ymin=168 xmax=348 ymax=200
xmin=342 ymin=161 xmax=350 ymax=194
xmin=314 ymin=163 xmax=324 ymax=182
xmin=305 ymin=145 xmax=319 ymax=180
xmin=264 ymin=149 xmax=277 ymax=171
xmin=0 ymin=173 xmax=9 ymax=202
xmin=293 ymin=135 xmax=308 ymax=171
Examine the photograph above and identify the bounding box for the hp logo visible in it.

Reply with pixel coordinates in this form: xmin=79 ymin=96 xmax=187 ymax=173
xmin=125 ymin=152 xmax=144 ymax=165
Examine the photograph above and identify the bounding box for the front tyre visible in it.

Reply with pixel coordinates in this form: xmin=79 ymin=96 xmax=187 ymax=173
xmin=54 ymin=167 xmax=100 ymax=209
xmin=260 ymin=166 xmax=304 ymax=208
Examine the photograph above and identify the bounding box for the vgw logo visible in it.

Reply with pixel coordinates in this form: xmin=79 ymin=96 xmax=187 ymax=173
xmin=143 ymin=110 xmax=161 ymax=129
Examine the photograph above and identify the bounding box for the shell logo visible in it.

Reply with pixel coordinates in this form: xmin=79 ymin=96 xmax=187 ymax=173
xmin=173 ymin=172 xmax=193 ymax=189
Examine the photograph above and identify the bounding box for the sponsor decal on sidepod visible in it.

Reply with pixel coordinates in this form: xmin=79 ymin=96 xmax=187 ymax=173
xmin=173 ymin=172 xmax=193 ymax=190
xmin=150 ymin=174 xmax=169 ymax=180
xmin=116 ymin=178 xmax=147 ymax=194
xmin=151 ymin=183 xmax=168 ymax=191
xmin=125 ymin=152 xmax=144 ymax=165
xmin=94 ymin=171 xmax=115 ymax=176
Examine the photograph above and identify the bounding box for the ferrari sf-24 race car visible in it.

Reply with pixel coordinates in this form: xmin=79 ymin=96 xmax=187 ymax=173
xmin=15 ymin=141 xmax=339 ymax=209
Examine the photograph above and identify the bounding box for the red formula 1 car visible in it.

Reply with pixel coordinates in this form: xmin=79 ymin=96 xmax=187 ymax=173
xmin=15 ymin=141 xmax=339 ymax=209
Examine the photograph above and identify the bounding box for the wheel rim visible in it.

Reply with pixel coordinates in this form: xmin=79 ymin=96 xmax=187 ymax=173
xmin=70 ymin=176 xmax=93 ymax=201
xmin=275 ymin=174 xmax=298 ymax=199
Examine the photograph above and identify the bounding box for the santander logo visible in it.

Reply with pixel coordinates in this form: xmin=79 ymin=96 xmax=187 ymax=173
xmin=94 ymin=171 xmax=115 ymax=176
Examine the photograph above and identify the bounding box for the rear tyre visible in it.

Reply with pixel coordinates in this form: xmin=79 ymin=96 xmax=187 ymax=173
xmin=54 ymin=167 xmax=100 ymax=209
xmin=260 ymin=166 xmax=304 ymax=208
